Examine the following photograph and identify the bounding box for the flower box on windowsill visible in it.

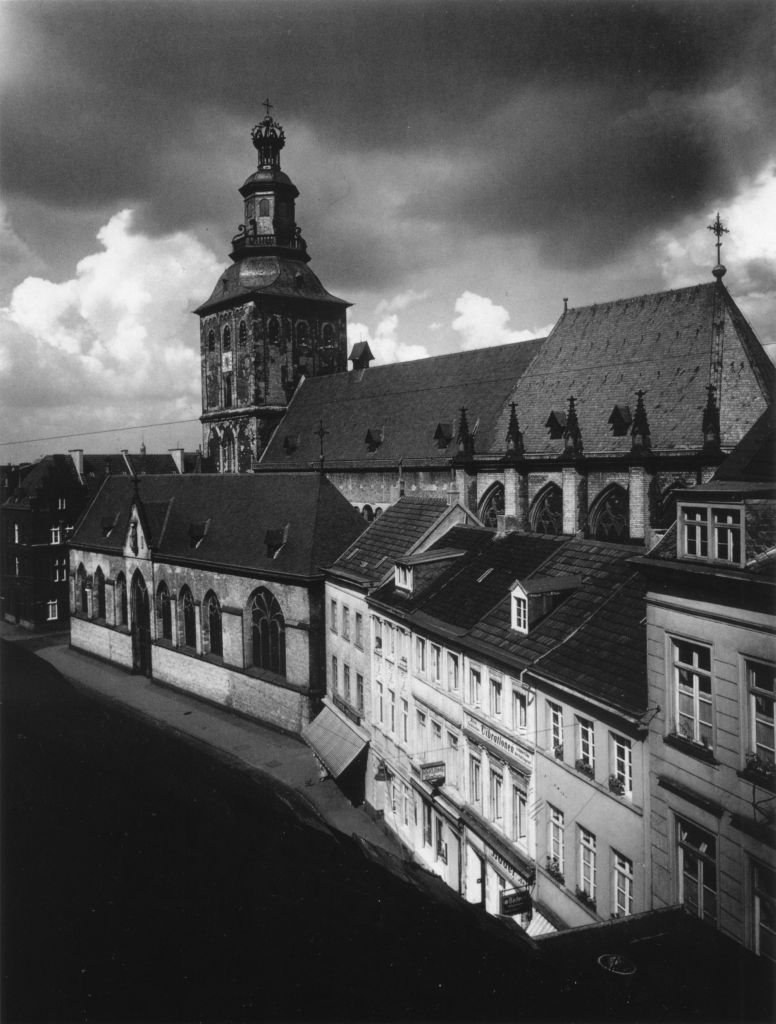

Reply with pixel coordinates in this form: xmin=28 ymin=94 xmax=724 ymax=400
xmin=575 ymin=758 xmax=594 ymax=779
xmin=740 ymin=755 xmax=776 ymax=793
xmin=553 ymin=744 xmax=564 ymax=761
xmin=545 ymin=856 xmax=565 ymax=886
xmin=575 ymin=887 xmax=597 ymax=911
xmin=664 ymin=732 xmax=718 ymax=765
xmin=608 ymin=775 xmax=626 ymax=796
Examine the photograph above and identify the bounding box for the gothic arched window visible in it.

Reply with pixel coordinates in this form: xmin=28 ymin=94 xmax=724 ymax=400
xmin=76 ymin=564 xmax=88 ymax=615
xmin=590 ymin=484 xmax=629 ymax=542
xmin=222 ymin=427 xmax=236 ymax=473
xmin=115 ymin=571 xmax=128 ymax=626
xmin=180 ymin=586 xmax=196 ymax=649
xmin=362 ymin=504 xmax=374 ymax=523
xmin=258 ymin=198 xmax=270 ymax=217
xmin=204 ymin=591 xmax=222 ymax=657
xmin=223 ymin=325 xmax=231 ymax=351
xmin=250 ymin=588 xmax=285 ymax=676
xmin=268 ymin=318 xmax=280 ymax=345
xmin=207 ymin=329 xmax=215 ymax=353
xmin=93 ymin=565 xmax=106 ymax=619
xmin=478 ymin=483 xmax=505 ymax=529
xmin=239 ymin=321 xmax=247 ymax=346
xmin=208 ymin=429 xmax=220 ymax=468
xmin=157 ymin=581 xmax=172 ymax=641
xmin=530 ymin=483 xmax=563 ymax=535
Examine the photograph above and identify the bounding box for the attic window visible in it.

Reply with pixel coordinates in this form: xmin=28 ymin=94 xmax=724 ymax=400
xmin=477 ymin=568 xmax=494 ymax=583
xmin=189 ymin=519 xmax=211 ymax=549
xmin=545 ymin=410 xmax=567 ymax=440
xmin=265 ymin=524 xmax=289 ymax=559
xmin=347 ymin=547 xmax=361 ymax=561
xmin=608 ymin=404 xmax=632 ymax=437
xmin=365 ymin=427 xmax=383 ymax=453
xmin=434 ymin=422 xmax=454 ymax=449
xmin=395 ymin=563 xmax=413 ymax=593
xmin=283 ymin=433 xmax=299 ymax=454
xmin=511 ymin=584 xmax=528 ymax=634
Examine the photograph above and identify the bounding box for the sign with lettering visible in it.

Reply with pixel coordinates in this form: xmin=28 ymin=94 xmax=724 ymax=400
xmin=500 ymin=887 xmax=532 ymax=916
xmin=464 ymin=714 xmax=533 ymax=773
xmin=420 ymin=761 xmax=446 ymax=784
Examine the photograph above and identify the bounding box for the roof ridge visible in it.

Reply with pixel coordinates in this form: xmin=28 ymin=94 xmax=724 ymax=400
xmin=562 ymin=281 xmax=715 ymax=317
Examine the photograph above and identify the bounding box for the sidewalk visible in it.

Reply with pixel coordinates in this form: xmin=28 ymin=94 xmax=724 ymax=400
xmin=0 ymin=620 xmax=405 ymax=860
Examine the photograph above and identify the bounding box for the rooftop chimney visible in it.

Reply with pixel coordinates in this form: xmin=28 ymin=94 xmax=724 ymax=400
xmin=168 ymin=447 xmax=185 ymax=474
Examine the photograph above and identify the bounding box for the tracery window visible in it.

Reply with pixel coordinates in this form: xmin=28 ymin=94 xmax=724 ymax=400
xmin=223 ymin=325 xmax=231 ymax=351
xmin=76 ymin=564 xmax=88 ymax=615
xmin=268 ymin=318 xmax=280 ymax=345
xmin=478 ymin=483 xmax=504 ymax=529
xmin=589 ymin=485 xmax=629 ymax=542
xmin=239 ymin=321 xmax=247 ymax=346
xmin=250 ymin=588 xmax=286 ymax=675
xmin=157 ymin=581 xmax=172 ymax=641
xmin=115 ymin=571 xmax=128 ymax=626
xmin=180 ymin=586 xmax=196 ymax=649
xmin=93 ymin=565 xmax=106 ymax=619
xmin=204 ymin=591 xmax=222 ymax=657
xmin=530 ymin=483 xmax=563 ymax=535
xmin=207 ymin=330 xmax=215 ymax=353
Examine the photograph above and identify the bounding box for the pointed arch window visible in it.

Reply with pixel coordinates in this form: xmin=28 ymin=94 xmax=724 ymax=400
xmin=222 ymin=427 xmax=236 ymax=473
xmin=590 ymin=485 xmax=629 ymax=542
xmin=204 ymin=591 xmax=222 ymax=658
xmin=268 ymin=318 xmax=280 ymax=345
xmin=180 ymin=586 xmax=197 ymax=649
xmin=250 ymin=588 xmax=286 ymax=676
xmin=223 ymin=325 xmax=231 ymax=351
xmin=94 ymin=565 xmax=106 ymax=619
xmin=530 ymin=484 xmax=563 ymax=535
xmin=258 ymin=198 xmax=270 ymax=217
xmin=207 ymin=329 xmax=216 ymax=353
xmin=239 ymin=321 xmax=247 ymax=346
xmin=115 ymin=571 xmax=128 ymax=626
xmin=76 ymin=564 xmax=88 ymax=615
xmin=157 ymin=581 xmax=172 ymax=641
xmin=478 ymin=483 xmax=504 ymax=530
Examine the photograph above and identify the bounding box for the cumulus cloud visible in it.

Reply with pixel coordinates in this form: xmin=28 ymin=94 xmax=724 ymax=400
xmin=375 ymin=289 xmax=430 ymax=316
xmin=0 ymin=209 xmax=222 ymax=451
xmin=347 ymin=315 xmax=429 ymax=366
xmin=451 ymin=292 xmax=551 ymax=351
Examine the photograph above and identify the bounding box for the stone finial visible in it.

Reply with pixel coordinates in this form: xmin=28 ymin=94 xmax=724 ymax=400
xmin=631 ymin=389 xmax=651 ymax=452
xmin=456 ymin=406 xmax=474 ymax=458
xmin=563 ymin=395 xmax=583 ymax=455
xmin=505 ymin=401 xmax=524 ymax=457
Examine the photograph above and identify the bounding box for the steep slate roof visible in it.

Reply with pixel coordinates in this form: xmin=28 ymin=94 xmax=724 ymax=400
xmin=81 ymin=452 xmax=181 ymax=479
xmin=1 ymin=454 xmax=81 ymax=509
xmin=71 ymin=473 xmax=366 ymax=579
xmin=260 ymin=339 xmax=544 ymax=468
xmin=714 ymin=404 xmax=776 ymax=482
xmin=330 ymin=496 xmax=450 ymax=585
xmin=490 ymin=281 xmax=775 ymax=457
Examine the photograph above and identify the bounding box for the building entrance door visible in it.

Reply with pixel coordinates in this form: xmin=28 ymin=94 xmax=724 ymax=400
xmin=131 ymin=571 xmax=151 ymax=677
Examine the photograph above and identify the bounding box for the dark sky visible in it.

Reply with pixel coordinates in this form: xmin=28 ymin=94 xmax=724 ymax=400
xmin=1 ymin=0 xmax=775 ymax=460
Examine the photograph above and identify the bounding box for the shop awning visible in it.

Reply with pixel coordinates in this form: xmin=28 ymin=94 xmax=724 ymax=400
xmin=302 ymin=706 xmax=368 ymax=778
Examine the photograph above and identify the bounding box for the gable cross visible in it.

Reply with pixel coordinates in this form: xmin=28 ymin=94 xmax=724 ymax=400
xmin=262 ymin=97 xmax=274 ymax=118
xmin=707 ymin=212 xmax=728 ymax=266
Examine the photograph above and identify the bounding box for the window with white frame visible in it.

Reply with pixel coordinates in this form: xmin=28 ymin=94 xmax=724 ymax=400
xmin=402 ymin=784 xmax=410 ymax=828
xmin=490 ymin=673 xmax=503 ymax=717
xmin=747 ymin=659 xmax=776 ymax=766
xmin=373 ymin=616 xmax=382 ymax=653
xmin=395 ymin=563 xmax=413 ymax=591
xmin=432 ymin=719 xmax=442 ymax=752
xmin=387 ymin=623 xmax=396 ymax=659
xmin=435 ymin=816 xmax=447 ymax=863
xmin=331 ymin=655 xmax=338 ymax=691
xmin=672 ymin=639 xmax=713 ymax=748
xmin=46 ymin=599 xmax=58 ymax=621
xmin=58 ymin=497 xmax=66 ymax=510
xmin=577 ymin=717 xmax=595 ymax=774
xmin=678 ymin=503 xmax=743 ymax=565
xmin=447 ymin=732 xmax=459 ymax=787
xmin=612 ymin=851 xmax=634 ymax=917
xmin=469 ymin=665 xmax=482 ymax=706
xmin=512 ymin=587 xmax=528 ymax=633
xmin=50 ymin=526 xmax=62 ymax=544
xmin=512 ymin=785 xmax=527 ymax=845
xmin=354 ymin=612 xmax=363 ymax=649
xmin=401 ymin=698 xmax=408 ymax=743
xmin=330 ymin=599 xmax=338 ymax=633
xmin=342 ymin=605 xmax=350 ymax=641
xmin=356 ymin=673 xmax=364 ymax=714
xmin=416 ymin=709 xmax=427 ymax=749
xmin=422 ymin=801 xmax=432 ymax=847
xmin=431 ymin=644 xmax=442 ymax=683
xmin=548 ymin=805 xmax=564 ymax=876
xmin=15 ymin=557 xmax=20 ymax=576
xmin=610 ymin=733 xmax=633 ymax=796
xmin=677 ymin=818 xmax=717 ymax=923
xmin=548 ymin=701 xmax=563 ymax=755
xmin=389 ymin=689 xmax=396 ymax=733
xmin=13 ymin=523 xmax=20 ymax=543
xmin=469 ymin=755 xmax=482 ymax=805
xmin=513 ymin=689 xmax=527 ymax=731
xmin=415 ymin=636 xmax=426 ymax=674
xmin=377 ymin=681 xmax=384 ymax=724
xmin=753 ymin=860 xmax=776 ymax=962
xmin=578 ymin=827 xmax=597 ymax=904
xmin=447 ymin=652 xmax=459 ymax=691
xmin=343 ymin=664 xmax=351 ymax=702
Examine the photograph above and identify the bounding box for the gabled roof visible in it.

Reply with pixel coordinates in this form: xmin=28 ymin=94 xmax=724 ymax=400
xmin=71 ymin=473 xmax=366 ymax=579
xmin=329 ymin=496 xmax=451 ymax=585
xmin=1 ymin=454 xmax=82 ymax=509
xmin=260 ymin=339 xmax=544 ymax=468
xmin=491 ymin=282 xmax=775 ymax=457
xmin=714 ymin=404 xmax=776 ymax=482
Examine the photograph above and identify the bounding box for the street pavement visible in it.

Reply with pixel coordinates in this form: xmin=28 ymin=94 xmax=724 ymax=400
xmin=0 ymin=620 xmax=404 ymax=860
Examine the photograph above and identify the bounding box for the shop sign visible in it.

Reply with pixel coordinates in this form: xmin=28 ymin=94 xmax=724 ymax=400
xmin=500 ymin=886 xmax=532 ymax=916
xmin=487 ymin=845 xmax=524 ymax=882
xmin=420 ymin=761 xmax=446 ymax=784
xmin=464 ymin=714 xmax=532 ymax=772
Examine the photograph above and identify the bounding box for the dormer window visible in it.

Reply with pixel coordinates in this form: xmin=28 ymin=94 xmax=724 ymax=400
xmin=395 ymin=563 xmax=413 ymax=592
xmin=283 ymin=433 xmax=299 ymax=454
xmin=365 ymin=427 xmax=383 ymax=453
xmin=608 ymin=404 xmax=632 ymax=437
xmin=434 ymin=422 xmax=454 ymax=449
xmin=511 ymin=583 xmax=528 ymax=633
xmin=678 ymin=503 xmax=743 ymax=565
xmin=545 ymin=410 xmax=567 ymax=440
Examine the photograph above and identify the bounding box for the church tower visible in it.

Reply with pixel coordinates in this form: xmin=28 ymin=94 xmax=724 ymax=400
xmin=196 ymin=103 xmax=350 ymax=472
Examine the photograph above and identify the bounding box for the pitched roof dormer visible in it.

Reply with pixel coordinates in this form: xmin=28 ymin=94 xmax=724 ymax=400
xmin=608 ymin=404 xmax=632 ymax=437
xmin=349 ymin=341 xmax=374 ymax=370
xmin=546 ymin=409 xmax=566 ymax=440
xmin=434 ymin=421 xmax=454 ymax=449
xmin=365 ymin=426 xmax=383 ymax=453
xmin=510 ymin=574 xmax=582 ymax=633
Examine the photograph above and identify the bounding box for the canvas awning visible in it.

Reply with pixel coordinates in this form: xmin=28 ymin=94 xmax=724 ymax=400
xmin=302 ymin=705 xmax=368 ymax=778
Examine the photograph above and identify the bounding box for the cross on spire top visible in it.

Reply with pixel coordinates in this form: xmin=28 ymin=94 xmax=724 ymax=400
xmin=707 ymin=212 xmax=729 ymax=269
xmin=262 ymin=97 xmax=274 ymax=118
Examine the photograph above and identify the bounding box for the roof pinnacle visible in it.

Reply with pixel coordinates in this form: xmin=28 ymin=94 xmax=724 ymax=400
xmin=708 ymin=212 xmax=728 ymax=280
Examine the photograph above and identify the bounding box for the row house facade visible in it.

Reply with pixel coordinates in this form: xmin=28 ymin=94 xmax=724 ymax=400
xmin=637 ymin=408 xmax=776 ymax=961
xmin=361 ymin=525 xmax=648 ymax=936
xmin=305 ymin=493 xmax=478 ymax=804
xmin=68 ymin=473 xmax=364 ymax=734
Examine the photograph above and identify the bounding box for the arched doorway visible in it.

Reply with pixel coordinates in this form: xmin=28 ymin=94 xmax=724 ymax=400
xmin=131 ymin=570 xmax=151 ymax=676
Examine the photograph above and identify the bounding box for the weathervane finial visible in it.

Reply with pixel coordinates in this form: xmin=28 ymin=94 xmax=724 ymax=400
xmin=707 ymin=212 xmax=729 ymax=279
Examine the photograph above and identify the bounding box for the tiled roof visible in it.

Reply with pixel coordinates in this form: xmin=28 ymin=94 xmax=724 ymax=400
xmin=490 ymin=282 xmax=775 ymax=457
xmin=71 ymin=473 xmax=366 ymax=579
xmin=714 ymin=405 xmax=776 ymax=482
xmin=1 ymin=454 xmax=81 ymax=509
xmin=330 ymin=496 xmax=450 ymax=584
xmin=260 ymin=339 xmax=544 ymax=468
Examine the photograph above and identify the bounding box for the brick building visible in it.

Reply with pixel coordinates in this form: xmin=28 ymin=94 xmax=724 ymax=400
xmin=196 ymin=106 xmax=350 ymax=472
xmin=68 ymin=472 xmax=365 ymax=734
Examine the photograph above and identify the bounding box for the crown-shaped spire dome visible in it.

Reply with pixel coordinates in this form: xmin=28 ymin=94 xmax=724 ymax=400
xmin=251 ymin=99 xmax=286 ymax=170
